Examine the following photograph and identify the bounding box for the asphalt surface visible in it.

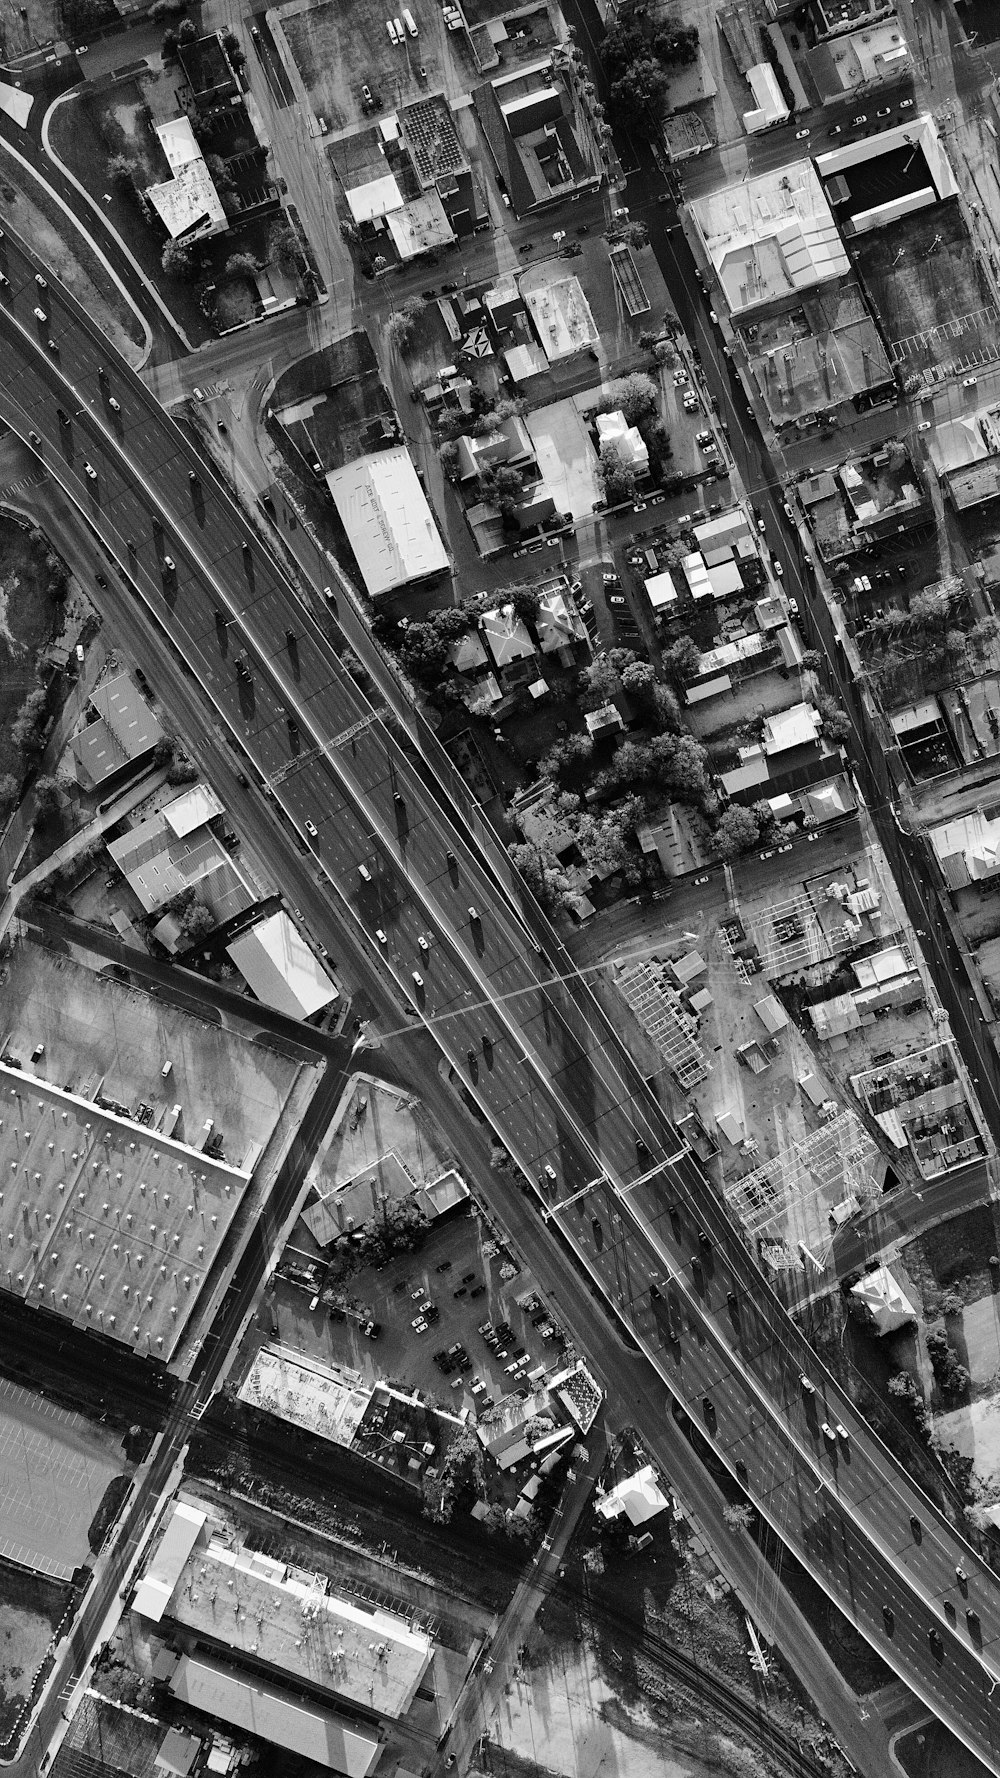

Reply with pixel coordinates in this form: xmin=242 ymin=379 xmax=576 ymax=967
xmin=3 ymin=196 xmax=1000 ymax=1770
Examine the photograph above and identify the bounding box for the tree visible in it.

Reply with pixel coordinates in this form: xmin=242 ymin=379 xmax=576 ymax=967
xmin=653 ymin=21 xmax=699 ymax=64
xmin=597 ymin=441 xmax=637 ymax=506
xmin=651 ymin=683 xmax=681 ymax=733
xmin=610 ymin=56 xmax=666 ymax=112
xmin=439 ymin=440 xmax=460 ymax=479
xmin=601 ymin=371 xmax=659 ymax=429
xmin=107 ymin=153 xmax=141 ymax=197
xmin=619 ymin=659 xmax=657 ymax=700
xmin=663 ymin=633 xmax=700 ymax=683
xmin=12 ymin=688 xmax=48 ymax=761
xmin=221 ymin=28 xmax=246 ymax=69
xmin=358 ymin=1195 xmax=428 ymax=1265
xmin=177 ymin=16 xmax=196 ymax=40
xmin=511 ymin=586 xmax=540 ymax=625
xmin=715 ymin=805 xmax=760 ymax=860
xmin=161 ymin=26 xmax=180 ymax=59
xmin=398 ymin=622 xmax=450 ymax=684
xmin=223 ymin=251 xmax=259 ymax=282
xmin=180 ymin=902 xmax=215 ymax=942
xmin=33 ymin=775 xmax=61 ymax=819
xmin=269 ymin=222 xmax=303 ymax=277
xmin=161 ymin=240 xmax=199 ymax=281
xmin=479 ymin=464 xmax=523 ymax=519
xmin=149 ymin=0 xmax=188 ymax=20
xmin=386 ymin=296 xmax=426 ymax=355
xmin=722 ymin=1503 xmax=754 ymax=1531
xmin=817 ymin=696 xmax=851 ymax=744
xmin=614 ymin=219 xmax=649 ymax=251
xmin=0 ymin=773 xmax=19 ymax=809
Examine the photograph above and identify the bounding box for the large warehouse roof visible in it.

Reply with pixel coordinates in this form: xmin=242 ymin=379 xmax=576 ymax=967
xmin=0 ymin=1061 xmax=248 ymax=1362
xmin=164 ymin=1528 xmax=432 ymax=1718
xmin=227 ymin=912 xmax=339 ymax=1020
xmin=325 ymin=449 xmax=448 ymax=598
xmin=169 ymin=1654 xmax=382 ymax=1776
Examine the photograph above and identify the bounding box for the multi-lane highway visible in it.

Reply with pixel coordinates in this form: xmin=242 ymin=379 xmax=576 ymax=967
xmin=3 ymin=222 xmax=1000 ymax=1768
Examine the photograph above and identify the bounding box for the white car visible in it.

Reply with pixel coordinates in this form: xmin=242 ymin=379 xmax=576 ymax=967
xmin=375 ymin=928 xmax=388 ymax=944
xmin=963 ymin=376 xmax=978 ymax=388
xmin=412 ymin=970 xmax=423 ymax=988
xmin=84 ymin=462 xmax=97 ymax=480
xmin=773 ymin=560 xmax=784 ymax=577
xmin=163 ymin=555 xmax=175 ymax=572
xmin=304 ymin=819 xmax=318 ymax=837
xmin=386 ymin=17 xmax=399 ymax=41
xmin=359 ymin=864 xmax=372 ymax=882
xmin=795 ymin=129 xmax=810 ymax=140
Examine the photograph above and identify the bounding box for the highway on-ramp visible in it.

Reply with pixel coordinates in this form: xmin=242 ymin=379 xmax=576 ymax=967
xmin=2 ymin=226 xmax=1000 ymax=1770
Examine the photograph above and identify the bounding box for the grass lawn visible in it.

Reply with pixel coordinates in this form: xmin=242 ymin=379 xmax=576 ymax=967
xmin=0 ymin=0 xmax=58 ymax=56
xmin=0 ymin=155 xmax=145 ymax=366
xmin=0 ymin=519 xmax=62 ymax=784
xmin=903 ymin=1205 xmax=1000 ymax=1316
xmin=48 ymin=84 xmax=214 ymax=348
xmin=0 ymin=1567 xmax=70 ymax=1740
xmin=214 ymin=275 xmax=259 ymax=329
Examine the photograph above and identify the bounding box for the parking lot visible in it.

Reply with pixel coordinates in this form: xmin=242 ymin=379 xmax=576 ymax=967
xmin=266 ymin=1210 xmax=569 ymax=1415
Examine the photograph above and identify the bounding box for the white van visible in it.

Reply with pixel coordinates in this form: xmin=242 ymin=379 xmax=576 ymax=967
xmin=393 ymin=17 xmax=405 ymax=40
xmin=402 ymin=7 xmax=418 ymax=33
xmin=386 ymin=17 xmax=399 ymax=42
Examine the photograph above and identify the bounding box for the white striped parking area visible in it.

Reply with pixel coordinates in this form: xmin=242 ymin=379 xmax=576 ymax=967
xmin=0 ymin=1377 xmax=122 ymax=1578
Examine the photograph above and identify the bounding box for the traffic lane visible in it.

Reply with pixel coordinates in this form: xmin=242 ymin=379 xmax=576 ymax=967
xmin=554 ymin=1192 xmax=1000 ymax=1723
xmin=5 ymin=236 xmax=975 ymax=1735
xmin=7 ymin=309 xmax=996 ymax=1692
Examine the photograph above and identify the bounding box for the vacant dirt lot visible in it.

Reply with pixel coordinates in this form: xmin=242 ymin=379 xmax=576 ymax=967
xmin=0 ymin=518 xmax=62 ymax=785
xmin=0 ymin=1566 xmax=68 ymax=1741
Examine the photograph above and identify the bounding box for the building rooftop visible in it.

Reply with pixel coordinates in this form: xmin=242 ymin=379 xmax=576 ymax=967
xmin=481 ymin=605 xmax=535 ymax=668
xmin=108 ymin=814 xmax=252 ymax=922
xmin=227 ymin=912 xmax=338 ymax=1021
xmin=240 ymin=1345 xmax=372 ymax=1448
xmin=73 ymin=671 xmax=164 ymax=788
xmin=148 ymin=118 xmax=227 ymax=241
xmin=135 ymin=1501 xmax=208 ymax=1622
xmin=0 ymin=1061 xmax=248 ymax=1361
xmin=325 ymin=450 xmax=448 ymax=597
xmin=385 ymin=190 xmax=455 ymax=259
xmin=162 ymin=1526 xmax=432 ymax=1719
xmin=689 ymin=163 xmax=849 ymax=315
xmin=345 ymin=173 xmax=403 ymax=225
xmin=743 ymin=281 xmax=892 ymax=422
xmin=522 ymin=272 xmax=599 ymax=361
xmin=596 ymin=1464 xmax=670 ymax=1526
xmin=169 ymin=1654 xmax=381 ymax=1777
xmin=536 ymin=588 xmax=587 ymax=652
xmin=163 ymin=783 xmax=225 ymax=838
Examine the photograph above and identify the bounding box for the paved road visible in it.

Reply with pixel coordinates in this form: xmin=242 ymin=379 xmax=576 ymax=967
xmin=4 ymin=212 xmax=1000 ymax=1769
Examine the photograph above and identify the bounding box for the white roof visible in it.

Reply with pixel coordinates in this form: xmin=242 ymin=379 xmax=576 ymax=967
xmin=645 ymin=570 xmax=677 ymax=609
xmin=169 ymin=1655 xmax=381 ymax=1777
xmin=536 ymin=588 xmax=585 ymax=652
xmin=694 ymin=509 xmax=751 ymax=549
xmin=596 ymin=1465 xmax=669 ymax=1525
xmin=386 ymin=190 xmax=454 ymax=259
xmin=744 ymin=61 xmax=789 ymax=131
xmin=148 ymin=118 xmax=227 ymax=239
xmin=228 ymin=912 xmax=338 ymax=1020
xmin=762 ymin=702 xmax=821 ymax=753
xmin=345 ymin=172 xmax=403 ymax=223
xmin=134 ymin=1501 xmax=207 ymax=1622
xmin=325 ymin=450 xmax=448 ymax=597
xmin=163 ymin=782 xmax=224 ymax=838
xmin=850 ymin=1265 xmax=915 ymax=1332
xmin=522 ymin=274 xmax=599 ymax=361
xmin=481 ymin=605 xmax=534 ymax=667
xmin=754 ymin=994 xmax=788 ymax=1034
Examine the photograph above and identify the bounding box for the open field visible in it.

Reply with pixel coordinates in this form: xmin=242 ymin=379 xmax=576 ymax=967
xmin=0 ymin=1566 xmax=68 ymax=1740
xmin=0 ymin=137 xmax=145 ymax=364
xmin=0 ymin=1378 xmax=125 ymax=1579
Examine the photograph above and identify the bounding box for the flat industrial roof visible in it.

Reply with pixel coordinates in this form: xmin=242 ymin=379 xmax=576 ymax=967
xmin=165 ymin=1530 xmax=432 ymax=1718
xmin=148 ymin=118 xmax=227 ymax=239
xmin=325 ymin=449 xmax=448 ymax=597
xmin=227 ymin=912 xmax=338 ymax=1021
xmin=134 ymin=1500 xmax=207 ymax=1622
xmin=0 ymin=1061 xmax=248 ymax=1361
xmin=689 ymin=164 xmax=848 ymax=313
xmin=163 ymin=783 xmax=225 ymax=838
xmin=522 ymin=274 xmax=599 ymax=361
xmin=239 ymin=1344 xmax=373 ymax=1448
xmin=169 ymin=1654 xmax=382 ymax=1777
